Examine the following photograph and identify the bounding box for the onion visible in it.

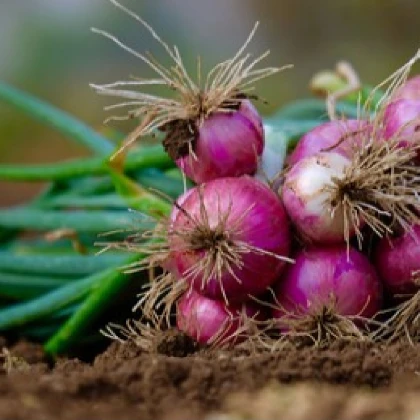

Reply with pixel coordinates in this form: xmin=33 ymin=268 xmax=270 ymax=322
xmin=374 ymin=224 xmax=420 ymax=342
xmin=393 ymin=75 xmax=420 ymax=101
xmin=383 ymin=99 xmax=420 ymax=160
xmin=91 ymin=6 xmax=287 ymax=184
xmin=272 ymin=246 xmax=383 ymax=334
xmin=169 ymin=176 xmax=292 ymax=302
xmin=177 ymin=289 xmax=264 ymax=345
xmin=282 ymin=126 xmax=420 ymax=245
xmin=286 ymin=119 xmax=370 ymax=167
xmin=282 ymin=152 xmax=356 ymax=244
xmin=374 ymin=224 xmax=420 ymax=297
xmin=176 ymin=100 xmax=264 ymax=184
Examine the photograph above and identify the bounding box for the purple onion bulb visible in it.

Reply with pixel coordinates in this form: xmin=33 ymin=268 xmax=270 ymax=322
xmin=176 ymin=100 xmax=264 ymax=184
xmin=282 ymin=152 xmax=358 ymax=244
xmin=393 ymin=76 xmax=420 ymax=101
xmin=272 ymin=245 xmax=383 ymax=322
xmin=374 ymin=224 xmax=420 ymax=297
xmin=383 ymin=99 xmax=420 ymax=161
xmin=169 ymin=176 xmax=291 ymax=302
xmin=177 ymin=289 xmax=264 ymax=345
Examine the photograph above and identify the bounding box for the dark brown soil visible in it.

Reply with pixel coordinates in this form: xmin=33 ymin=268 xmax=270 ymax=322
xmin=0 ymin=332 xmax=420 ymax=420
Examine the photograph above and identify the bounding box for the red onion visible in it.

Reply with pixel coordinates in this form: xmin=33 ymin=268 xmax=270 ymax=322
xmin=91 ymin=6 xmax=285 ymax=184
xmin=169 ymin=176 xmax=292 ymax=302
xmin=272 ymin=246 xmax=383 ymax=327
xmin=282 ymin=152 xmax=357 ymax=244
xmin=177 ymin=290 xmax=264 ymax=345
xmin=286 ymin=119 xmax=370 ymax=167
xmin=176 ymin=100 xmax=264 ymax=184
xmin=393 ymin=75 xmax=420 ymax=101
xmin=374 ymin=225 xmax=420 ymax=297
xmin=383 ymin=99 xmax=420 ymax=160
xmin=282 ymin=124 xmax=420 ymax=245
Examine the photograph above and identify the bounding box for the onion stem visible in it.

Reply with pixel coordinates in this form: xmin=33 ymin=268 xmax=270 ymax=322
xmin=0 ymin=145 xmax=172 ymax=181
xmin=270 ymin=100 xmax=362 ymax=121
xmin=0 ymin=271 xmax=99 ymax=330
xmin=0 ymin=208 xmax=153 ymax=233
xmin=0 ymin=272 xmax=76 ymax=300
xmin=0 ymin=252 xmax=128 ymax=277
xmin=44 ymin=252 xmax=144 ymax=355
xmin=0 ymin=82 xmax=114 ymax=155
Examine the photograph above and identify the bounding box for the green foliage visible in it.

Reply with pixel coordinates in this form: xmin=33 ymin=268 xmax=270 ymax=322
xmin=0 ymin=82 xmax=114 ymax=155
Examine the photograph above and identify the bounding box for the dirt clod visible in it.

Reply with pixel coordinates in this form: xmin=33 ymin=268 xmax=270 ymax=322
xmin=161 ymin=119 xmax=197 ymax=160
xmin=155 ymin=329 xmax=199 ymax=357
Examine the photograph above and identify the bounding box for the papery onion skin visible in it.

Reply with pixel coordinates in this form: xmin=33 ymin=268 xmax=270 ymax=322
xmin=170 ymin=176 xmax=291 ymax=302
xmin=393 ymin=76 xmax=420 ymax=101
xmin=286 ymin=120 xmax=370 ymax=167
xmin=255 ymin=126 xmax=288 ymax=187
xmin=383 ymin=99 xmax=420 ymax=160
xmin=272 ymin=246 xmax=383 ymax=321
xmin=374 ymin=225 xmax=420 ymax=297
xmin=176 ymin=289 xmax=264 ymax=345
xmin=176 ymin=100 xmax=264 ymax=184
xmin=282 ymin=152 xmax=358 ymax=244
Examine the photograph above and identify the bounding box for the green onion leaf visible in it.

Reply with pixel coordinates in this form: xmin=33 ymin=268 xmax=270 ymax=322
xmin=0 ymin=208 xmax=154 ymax=233
xmin=0 ymin=251 xmax=128 ymax=277
xmin=0 ymin=82 xmax=114 ymax=155
xmin=0 ymin=272 xmax=74 ymax=300
xmin=269 ymin=99 xmax=362 ymax=121
xmin=44 ymin=253 xmax=142 ymax=355
xmin=0 ymin=145 xmax=172 ymax=182
xmin=0 ymin=273 xmax=97 ymax=330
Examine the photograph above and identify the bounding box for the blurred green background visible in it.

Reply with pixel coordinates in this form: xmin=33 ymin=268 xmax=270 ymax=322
xmin=0 ymin=0 xmax=419 ymax=206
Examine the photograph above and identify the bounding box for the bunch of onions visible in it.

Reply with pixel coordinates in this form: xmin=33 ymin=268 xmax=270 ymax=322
xmin=272 ymin=246 xmax=382 ymax=342
xmin=156 ymin=63 xmax=420 ymax=347
xmin=95 ymin=11 xmax=420 ymax=349
xmin=265 ymin=57 xmax=420 ymax=343
xmin=90 ymin=2 xmax=294 ymax=347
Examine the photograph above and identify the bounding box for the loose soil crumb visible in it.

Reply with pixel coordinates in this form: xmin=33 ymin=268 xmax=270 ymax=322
xmin=0 ymin=333 xmax=419 ymax=420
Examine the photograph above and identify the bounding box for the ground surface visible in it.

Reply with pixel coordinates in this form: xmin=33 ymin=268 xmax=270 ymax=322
xmin=0 ymin=332 xmax=420 ymax=420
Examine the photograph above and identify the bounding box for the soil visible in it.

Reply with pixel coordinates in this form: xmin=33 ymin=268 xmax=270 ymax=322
xmin=0 ymin=332 xmax=420 ymax=420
